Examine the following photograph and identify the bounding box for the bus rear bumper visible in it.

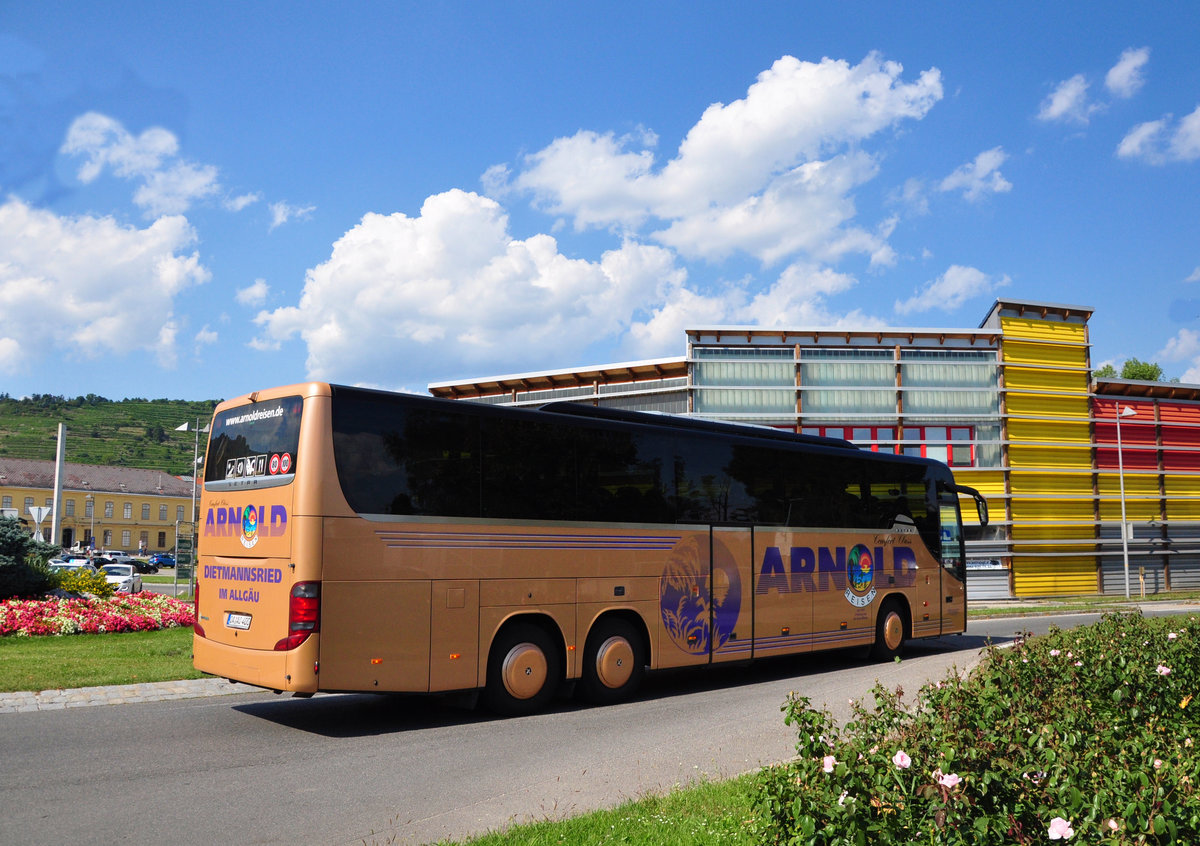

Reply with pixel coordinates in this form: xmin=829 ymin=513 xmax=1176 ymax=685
xmin=193 ymin=633 xmax=320 ymax=694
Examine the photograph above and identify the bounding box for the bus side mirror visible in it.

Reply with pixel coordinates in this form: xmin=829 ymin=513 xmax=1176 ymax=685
xmin=945 ymin=482 xmax=988 ymax=527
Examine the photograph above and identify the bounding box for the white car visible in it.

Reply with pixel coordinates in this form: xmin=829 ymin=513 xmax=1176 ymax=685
xmin=106 ymin=552 xmax=134 ymax=565
xmin=100 ymin=563 xmax=143 ymax=594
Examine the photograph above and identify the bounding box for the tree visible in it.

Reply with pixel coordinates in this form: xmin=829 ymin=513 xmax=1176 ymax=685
xmin=0 ymin=516 xmax=33 ymax=565
xmin=1121 ymin=358 xmax=1163 ymax=381
xmin=1094 ymin=359 xmax=1165 ymax=381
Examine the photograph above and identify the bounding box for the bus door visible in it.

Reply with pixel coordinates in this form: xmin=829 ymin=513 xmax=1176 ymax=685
xmin=937 ymin=485 xmax=969 ymax=635
xmin=709 ymin=527 xmax=754 ymax=664
xmin=749 ymin=527 xmax=815 ymax=658
xmin=657 ymin=527 xmax=756 ymax=669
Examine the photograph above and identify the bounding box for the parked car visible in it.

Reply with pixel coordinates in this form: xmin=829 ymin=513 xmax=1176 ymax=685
xmin=106 ymin=552 xmax=134 ymax=565
xmin=48 ymin=560 xmax=98 ymax=574
xmin=100 ymin=563 xmax=142 ymax=594
xmin=147 ymin=553 xmax=175 ymax=569
xmin=130 ymin=559 xmax=159 ymax=574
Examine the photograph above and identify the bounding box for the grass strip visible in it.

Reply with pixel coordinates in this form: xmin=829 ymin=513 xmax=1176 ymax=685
xmin=432 ymin=774 xmax=758 ymax=846
xmin=142 ymin=574 xmax=190 ymax=584
xmin=967 ymin=590 xmax=1200 ymax=619
xmin=0 ymin=626 xmax=202 ymax=692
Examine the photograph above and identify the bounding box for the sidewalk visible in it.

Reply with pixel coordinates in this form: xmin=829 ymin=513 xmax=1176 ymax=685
xmin=0 ymin=677 xmax=259 ymax=713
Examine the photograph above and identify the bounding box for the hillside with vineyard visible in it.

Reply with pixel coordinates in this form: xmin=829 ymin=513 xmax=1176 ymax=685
xmin=0 ymin=394 xmax=222 ymax=477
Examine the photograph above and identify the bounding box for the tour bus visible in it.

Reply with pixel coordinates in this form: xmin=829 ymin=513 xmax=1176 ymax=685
xmin=193 ymin=383 xmax=987 ymax=715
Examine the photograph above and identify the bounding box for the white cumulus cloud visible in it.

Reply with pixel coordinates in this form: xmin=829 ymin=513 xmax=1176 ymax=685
xmin=1105 ymin=47 xmax=1150 ymax=99
xmin=1159 ymin=327 xmax=1200 ymax=362
xmin=253 ymin=190 xmax=691 ymax=386
xmin=506 ymin=53 xmax=941 ymax=266
xmin=195 ymin=325 xmax=218 ymax=346
xmin=939 ymin=147 xmax=1012 ymax=201
xmin=0 ymin=196 xmax=210 ymax=374
xmin=269 ymin=201 xmax=316 ymax=231
xmin=893 ymin=265 xmax=1009 ymax=316
xmin=1038 ymin=74 xmax=1096 ymax=125
xmin=61 ymin=112 xmax=221 ymax=217
xmin=1158 ymin=328 xmax=1200 ymax=383
xmin=1117 ymin=106 xmax=1200 ymax=164
xmin=236 ymin=278 xmax=270 ymax=305
xmin=224 ymin=192 xmax=262 ymax=212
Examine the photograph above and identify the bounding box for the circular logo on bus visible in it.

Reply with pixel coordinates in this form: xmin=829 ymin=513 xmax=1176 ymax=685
xmin=844 ymin=543 xmax=877 ymax=608
xmin=240 ymin=505 xmax=260 ymax=549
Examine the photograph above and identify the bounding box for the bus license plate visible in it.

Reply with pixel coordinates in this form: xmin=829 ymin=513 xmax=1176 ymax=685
xmin=225 ymin=612 xmax=252 ymax=630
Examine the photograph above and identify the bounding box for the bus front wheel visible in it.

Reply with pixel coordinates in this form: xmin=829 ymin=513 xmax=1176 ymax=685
xmin=484 ymin=622 xmax=562 ymax=716
xmin=871 ymin=601 xmax=908 ymax=660
xmin=579 ymin=618 xmax=646 ymax=705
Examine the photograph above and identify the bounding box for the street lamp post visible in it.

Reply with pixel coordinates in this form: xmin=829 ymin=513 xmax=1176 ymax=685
xmin=85 ymin=493 xmax=94 ymax=552
xmin=1115 ymin=404 xmax=1137 ymax=599
xmin=177 ymin=418 xmax=209 ymax=524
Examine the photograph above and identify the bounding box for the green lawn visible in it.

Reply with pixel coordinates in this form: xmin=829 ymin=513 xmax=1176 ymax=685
xmin=0 ymin=626 xmax=203 ymax=692
xmin=142 ymin=573 xmax=190 ymax=584
xmin=430 ymin=775 xmax=758 ymax=846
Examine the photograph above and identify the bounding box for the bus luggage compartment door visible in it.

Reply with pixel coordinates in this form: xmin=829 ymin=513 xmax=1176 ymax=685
xmin=320 ymin=580 xmax=432 ymax=692
xmin=750 ymin=528 xmax=816 ymax=657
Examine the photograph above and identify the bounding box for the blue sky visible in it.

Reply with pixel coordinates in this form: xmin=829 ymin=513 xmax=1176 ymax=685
xmin=3 ymin=3 xmax=1199 ymax=401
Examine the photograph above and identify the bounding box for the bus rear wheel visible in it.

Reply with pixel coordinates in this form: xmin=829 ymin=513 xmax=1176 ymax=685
xmin=484 ymin=622 xmax=561 ymax=716
xmin=578 ymin=618 xmax=645 ymax=705
xmin=871 ymin=601 xmax=908 ymax=660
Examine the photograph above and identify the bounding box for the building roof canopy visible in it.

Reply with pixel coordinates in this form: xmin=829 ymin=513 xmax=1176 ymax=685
xmin=0 ymin=458 xmax=193 ymax=497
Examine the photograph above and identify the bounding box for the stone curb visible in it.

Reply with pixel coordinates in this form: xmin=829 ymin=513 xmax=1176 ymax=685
xmin=0 ymin=677 xmax=258 ymax=713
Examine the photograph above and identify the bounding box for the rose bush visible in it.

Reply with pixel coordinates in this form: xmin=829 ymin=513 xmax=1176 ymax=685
xmin=0 ymin=593 xmax=195 ymax=637
xmin=753 ymin=611 xmax=1199 ymax=844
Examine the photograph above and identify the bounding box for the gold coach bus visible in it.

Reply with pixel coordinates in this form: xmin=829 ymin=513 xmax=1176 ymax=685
xmin=193 ymin=383 xmax=987 ymax=715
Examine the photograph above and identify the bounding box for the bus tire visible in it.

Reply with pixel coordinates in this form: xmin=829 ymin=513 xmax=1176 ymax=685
xmin=578 ymin=618 xmax=645 ymax=705
xmin=483 ymin=621 xmax=561 ymax=716
xmin=871 ymin=600 xmax=908 ymax=660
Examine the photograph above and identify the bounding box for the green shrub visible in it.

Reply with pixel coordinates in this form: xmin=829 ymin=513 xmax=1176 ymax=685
xmin=0 ymin=560 xmax=56 ymax=600
xmin=57 ymin=568 xmax=114 ymax=599
xmin=0 ymin=516 xmax=34 ymax=562
xmin=0 ymin=516 xmax=63 ymax=599
xmin=753 ymin=611 xmax=1199 ymax=844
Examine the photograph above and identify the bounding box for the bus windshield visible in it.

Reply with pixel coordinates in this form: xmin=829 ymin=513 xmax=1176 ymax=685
xmin=204 ymin=395 xmax=303 ymax=491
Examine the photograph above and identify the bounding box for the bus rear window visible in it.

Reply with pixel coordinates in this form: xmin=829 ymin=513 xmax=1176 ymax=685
xmin=205 ymin=396 xmax=303 ymax=491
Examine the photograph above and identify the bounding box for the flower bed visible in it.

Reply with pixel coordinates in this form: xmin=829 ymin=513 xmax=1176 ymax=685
xmin=0 ymin=593 xmax=195 ymax=637
xmin=754 ymin=611 xmax=1200 ymax=844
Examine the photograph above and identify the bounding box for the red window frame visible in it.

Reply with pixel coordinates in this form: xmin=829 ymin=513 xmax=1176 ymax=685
xmin=801 ymin=424 xmax=975 ymax=466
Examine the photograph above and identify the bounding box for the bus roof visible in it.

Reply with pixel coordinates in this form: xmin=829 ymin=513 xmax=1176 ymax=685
xmin=538 ymin=400 xmax=858 ymax=450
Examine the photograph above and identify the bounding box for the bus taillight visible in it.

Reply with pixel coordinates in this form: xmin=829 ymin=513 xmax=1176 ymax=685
xmin=194 ymin=580 xmax=205 ymax=639
xmin=274 ymin=581 xmax=320 ymax=651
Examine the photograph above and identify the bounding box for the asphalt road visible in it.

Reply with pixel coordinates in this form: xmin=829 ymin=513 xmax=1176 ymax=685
xmin=1 ymin=609 xmax=1193 ymax=846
